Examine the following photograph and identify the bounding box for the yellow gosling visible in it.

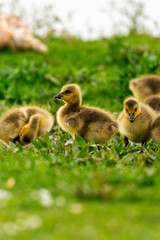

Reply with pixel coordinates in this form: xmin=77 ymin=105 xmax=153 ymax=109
xmin=118 ymin=97 xmax=156 ymax=147
xmin=55 ymin=84 xmax=118 ymax=144
xmin=129 ymin=75 xmax=160 ymax=101
xmin=0 ymin=106 xmax=54 ymax=146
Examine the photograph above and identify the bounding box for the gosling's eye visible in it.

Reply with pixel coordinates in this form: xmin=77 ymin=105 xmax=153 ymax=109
xmin=126 ymin=109 xmax=128 ymax=113
xmin=135 ymin=107 xmax=137 ymax=112
xmin=65 ymin=90 xmax=71 ymax=94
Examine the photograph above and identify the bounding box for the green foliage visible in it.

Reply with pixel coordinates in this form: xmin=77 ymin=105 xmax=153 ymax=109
xmin=0 ymin=34 xmax=160 ymax=239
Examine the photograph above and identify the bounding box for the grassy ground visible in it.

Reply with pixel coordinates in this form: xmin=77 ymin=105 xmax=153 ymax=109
xmin=0 ymin=34 xmax=160 ymax=239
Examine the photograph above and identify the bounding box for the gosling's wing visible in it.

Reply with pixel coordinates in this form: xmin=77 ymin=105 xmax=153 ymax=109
xmin=107 ymin=122 xmax=118 ymax=133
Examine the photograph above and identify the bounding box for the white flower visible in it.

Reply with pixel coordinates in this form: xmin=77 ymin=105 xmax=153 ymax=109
xmin=2 ymin=223 xmax=20 ymax=236
xmin=20 ymin=215 xmax=42 ymax=230
xmin=0 ymin=189 xmax=12 ymax=207
xmin=31 ymin=189 xmax=53 ymax=207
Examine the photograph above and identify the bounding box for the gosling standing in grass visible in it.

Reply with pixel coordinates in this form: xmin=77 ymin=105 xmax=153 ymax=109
xmin=55 ymin=84 xmax=118 ymax=143
xmin=118 ymin=97 xmax=155 ymax=147
xmin=0 ymin=106 xmax=54 ymax=146
xmin=129 ymin=75 xmax=160 ymax=101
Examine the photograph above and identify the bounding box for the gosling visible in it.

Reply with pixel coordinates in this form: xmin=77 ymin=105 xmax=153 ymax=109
xmin=143 ymin=95 xmax=160 ymax=113
xmin=129 ymin=75 xmax=160 ymax=101
xmin=55 ymin=84 xmax=118 ymax=144
xmin=0 ymin=106 xmax=54 ymax=146
xmin=118 ymin=97 xmax=155 ymax=147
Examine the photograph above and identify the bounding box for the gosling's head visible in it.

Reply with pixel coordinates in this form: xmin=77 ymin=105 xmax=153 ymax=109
xmin=124 ymin=97 xmax=141 ymax=123
xmin=55 ymin=84 xmax=82 ymax=106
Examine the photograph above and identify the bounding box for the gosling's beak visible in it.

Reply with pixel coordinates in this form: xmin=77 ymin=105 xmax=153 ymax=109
xmin=129 ymin=114 xmax=135 ymax=123
xmin=54 ymin=93 xmax=63 ymax=99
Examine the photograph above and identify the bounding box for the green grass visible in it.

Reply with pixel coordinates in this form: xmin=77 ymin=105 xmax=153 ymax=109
xmin=0 ymin=34 xmax=160 ymax=239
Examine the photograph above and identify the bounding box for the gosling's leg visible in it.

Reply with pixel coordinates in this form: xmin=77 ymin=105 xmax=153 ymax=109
xmin=142 ymin=140 xmax=146 ymax=147
xmin=97 ymin=145 xmax=100 ymax=150
xmin=19 ymin=114 xmax=41 ymax=145
xmin=124 ymin=136 xmax=129 ymax=147
xmin=139 ymin=140 xmax=147 ymax=153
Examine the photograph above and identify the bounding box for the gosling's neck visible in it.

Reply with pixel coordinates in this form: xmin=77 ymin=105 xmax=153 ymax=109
xmin=64 ymin=96 xmax=81 ymax=110
xmin=65 ymin=101 xmax=81 ymax=109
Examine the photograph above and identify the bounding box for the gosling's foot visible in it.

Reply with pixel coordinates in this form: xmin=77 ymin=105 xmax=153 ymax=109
xmin=124 ymin=136 xmax=129 ymax=147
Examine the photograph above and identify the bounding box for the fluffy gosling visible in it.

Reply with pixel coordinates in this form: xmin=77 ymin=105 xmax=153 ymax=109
xmin=55 ymin=84 xmax=118 ymax=144
xmin=0 ymin=106 xmax=54 ymax=146
xmin=129 ymin=75 xmax=160 ymax=101
xmin=118 ymin=97 xmax=155 ymax=147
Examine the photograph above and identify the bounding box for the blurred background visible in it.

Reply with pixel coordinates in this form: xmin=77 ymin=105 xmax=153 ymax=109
xmin=0 ymin=0 xmax=160 ymax=39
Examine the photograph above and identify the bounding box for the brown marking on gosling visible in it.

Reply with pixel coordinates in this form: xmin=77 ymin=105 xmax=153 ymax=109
xmin=55 ymin=83 xmax=118 ymax=144
xmin=125 ymin=99 xmax=138 ymax=109
xmin=143 ymin=95 xmax=160 ymax=112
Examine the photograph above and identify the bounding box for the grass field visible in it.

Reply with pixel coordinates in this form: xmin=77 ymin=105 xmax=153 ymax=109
xmin=0 ymin=34 xmax=160 ymax=239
